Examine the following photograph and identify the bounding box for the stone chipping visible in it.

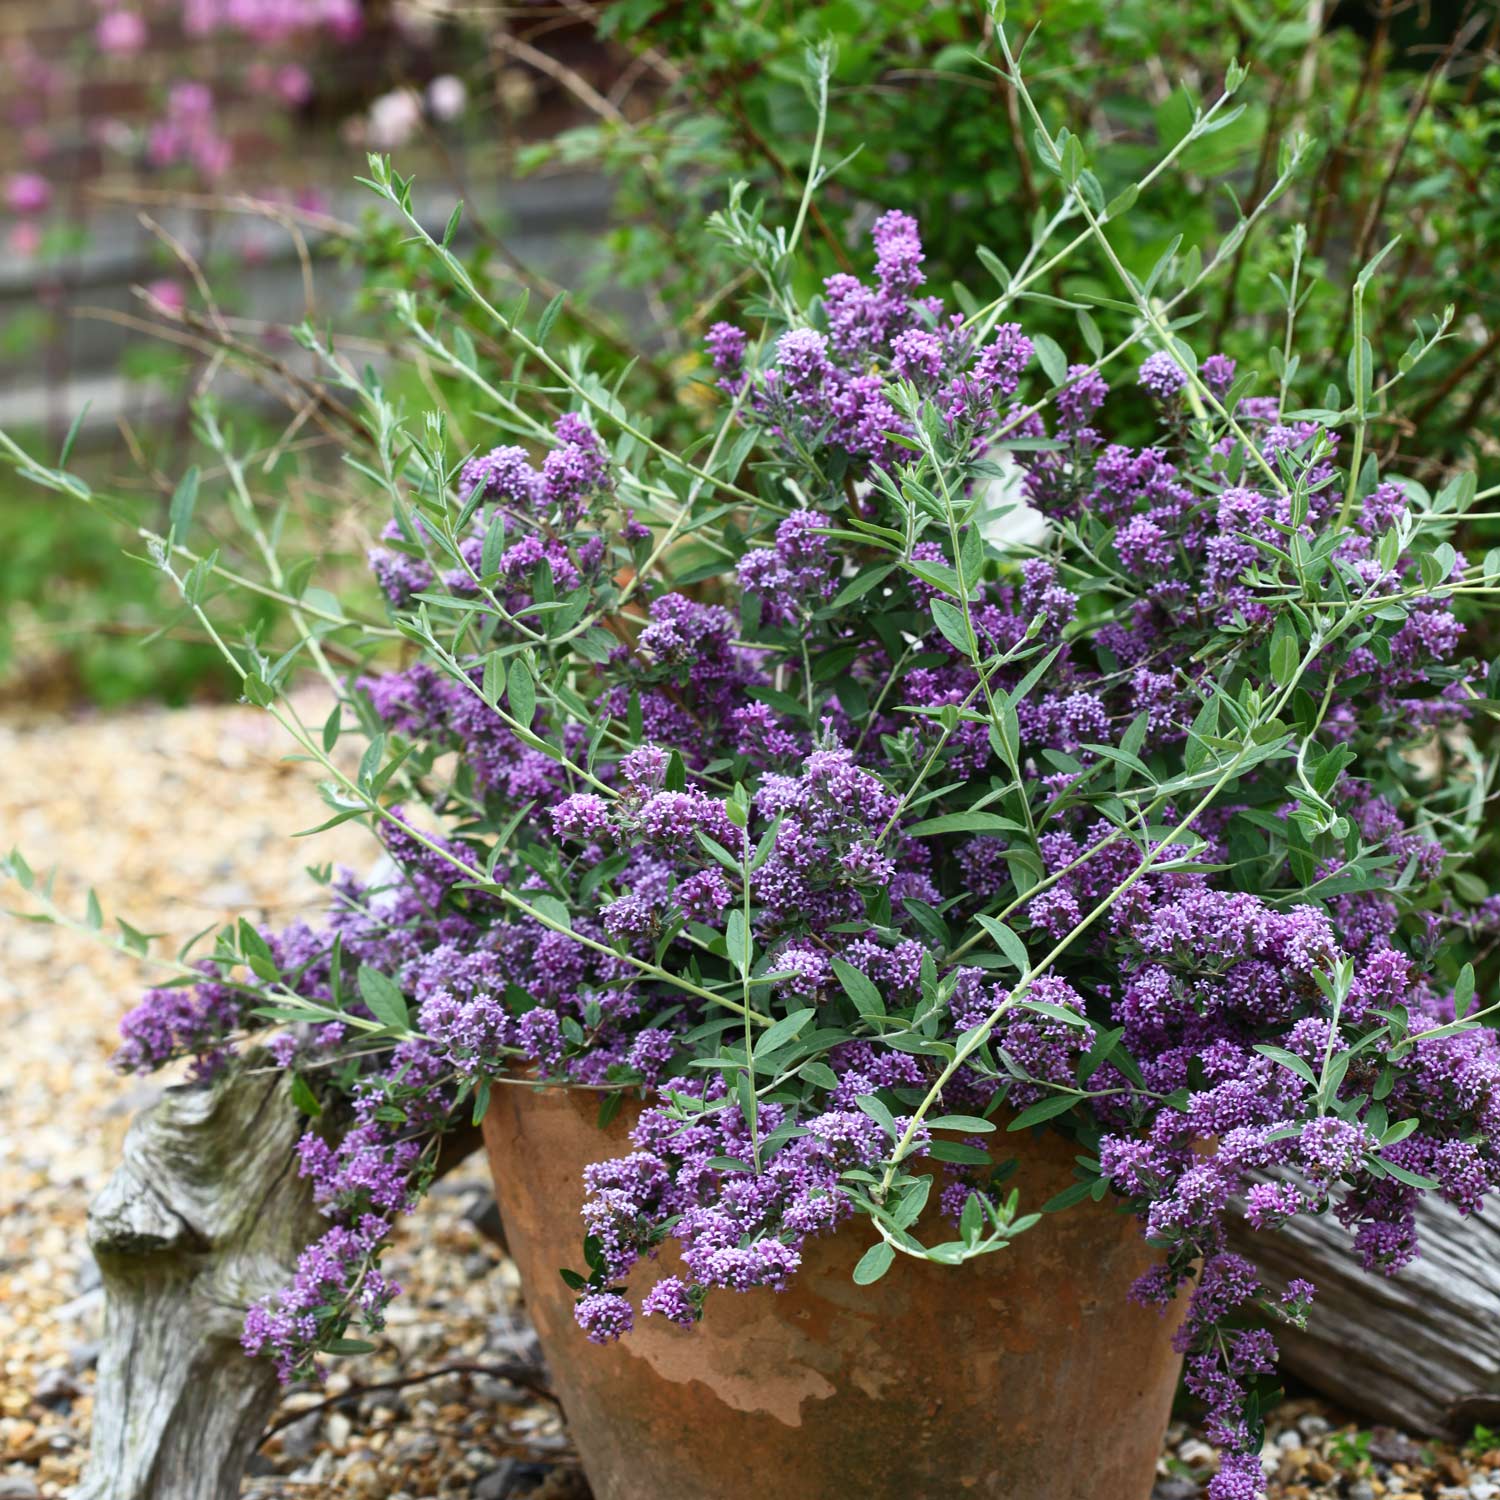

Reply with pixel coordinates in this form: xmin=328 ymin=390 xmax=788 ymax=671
xmin=2 ymin=700 xmax=1497 ymax=1500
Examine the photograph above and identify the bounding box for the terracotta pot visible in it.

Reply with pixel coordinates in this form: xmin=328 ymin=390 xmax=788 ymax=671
xmin=483 ymin=1083 xmax=1187 ymax=1500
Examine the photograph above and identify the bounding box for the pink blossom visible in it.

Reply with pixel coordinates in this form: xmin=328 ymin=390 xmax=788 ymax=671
xmin=366 ymin=90 xmax=422 ymax=149
xmin=95 ymin=10 xmax=147 ymax=54
xmin=6 ymin=172 xmax=51 ymax=215
xmin=144 ymin=279 xmax=186 ymax=316
xmin=7 ymin=222 xmax=42 ymax=257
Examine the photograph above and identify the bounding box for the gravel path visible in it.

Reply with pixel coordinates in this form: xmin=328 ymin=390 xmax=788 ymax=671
xmin=2 ymin=702 xmax=1496 ymax=1500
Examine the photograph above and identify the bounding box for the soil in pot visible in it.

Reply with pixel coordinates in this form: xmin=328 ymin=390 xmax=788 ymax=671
xmin=483 ymin=1083 xmax=1187 ymax=1500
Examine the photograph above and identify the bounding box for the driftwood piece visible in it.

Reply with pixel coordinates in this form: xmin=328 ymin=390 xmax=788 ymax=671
xmin=78 ymin=1056 xmax=491 ymax=1500
xmin=1235 ymin=1198 xmax=1500 ymax=1437
xmin=76 ymin=1064 xmax=328 ymax=1500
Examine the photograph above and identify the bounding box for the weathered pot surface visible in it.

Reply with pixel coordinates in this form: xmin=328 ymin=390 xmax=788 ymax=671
xmin=483 ymin=1082 xmax=1187 ymax=1500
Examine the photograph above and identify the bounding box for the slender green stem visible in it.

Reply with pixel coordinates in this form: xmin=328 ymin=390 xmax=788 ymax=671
xmin=964 ymin=78 xmax=1243 ymax=333
xmin=996 ymin=33 xmax=1291 ymax=502
xmin=368 ymin=163 xmax=764 ymax=509
xmin=878 ymin=543 xmax=1438 ymax=1195
xmin=787 ymin=47 xmax=833 ymax=259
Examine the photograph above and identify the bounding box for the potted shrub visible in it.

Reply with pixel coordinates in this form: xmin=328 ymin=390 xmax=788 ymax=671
xmin=11 ymin=41 xmax=1500 ymax=1500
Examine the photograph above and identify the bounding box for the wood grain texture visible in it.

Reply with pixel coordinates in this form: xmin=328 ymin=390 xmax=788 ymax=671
xmin=1233 ymin=1198 xmax=1500 ymax=1437
xmin=76 ymin=1063 xmax=326 ymax=1500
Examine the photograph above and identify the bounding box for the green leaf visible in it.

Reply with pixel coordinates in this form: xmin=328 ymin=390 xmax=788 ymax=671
xmin=169 ymin=465 xmax=199 ymax=544
xmin=1269 ymin=615 xmax=1299 ymax=687
xmin=1019 ymin=1000 xmax=1091 ymax=1029
xmin=992 ymin=700 xmax=1022 ymax=773
xmin=357 ymin=734 xmax=386 ymax=792
xmin=832 ymin=958 xmax=884 ymax=1018
xmin=115 ymin=918 xmax=151 ymax=956
xmin=825 ymin=563 xmax=896 ymax=611
xmin=1455 ymin=962 xmax=1475 ymax=1019
xmin=890 ymin=1174 xmax=932 ymax=1229
xmin=1253 ymin=1043 xmax=1318 ymax=1089
xmin=855 ymin=1092 xmax=897 ymax=1138
xmin=852 ymin=1240 xmax=895 ymax=1285
xmin=904 ymin=811 xmax=1023 ymax=837
xmin=325 ymin=1338 xmax=377 ymax=1356
xmin=537 ymin=292 xmax=567 ymax=345
xmin=358 ymin=965 xmax=410 ymax=1031
xmin=735 ymin=1067 xmax=757 ymax=1140
xmin=243 ymin=674 xmax=277 ymax=709
xmin=800 ymin=1061 xmax=839 ymax=1090
xmin=58 ymin=401 xmax=91 ymax=468
xmin=472 ymin=1076 xmax=492 ymax=1127
xmin=507 ymin=656 xmax=537 ymax=730
xmin=1041 ymin=1179 xmax=1096 ymax=1213
xmin=903 ymin=897 xmax=951 ymax=950
xmin=975 ymin=914 xmax=1030 ymax=972
xmin=928 ymin=1139 xmax=992 ymax=1164
xmin=481 ymin=510 xmax=507 ymax=576
xmin=1006 ymin=1093 xmax=1078 ymax=1130
xmin=5 ymin=848 xmax=34 ymax=889
xmin=481 ymin=652 xmax=504 ymax=708
xmin=238 ymin=918 xmax=279 ymax=981
xmin=695 ymin=830 xmax=742 ymax=874
xmin=928 ymin=1114 xmax=997 ymax=1133
xmin=904 ymin=556 xmax=964 ymax=598
xmin=930 ymin=598 xmax=974 ymax=655
xmin=1119 ymin=710 xmax=1149 ymax=762
xmin=573 ymin=626 xmax=618 ymax=663
xmin=923 ymin=1239 xmax=969 ymax=1264
xmin=1076 ymin=310 xmax=1103 ymax=360
xmin=959 ymin=1190 xmax=985 ymax=1242
xmin=290 ymin=1072 xmax=322 ymax=1118
xmin=726 ymin=909 xmax=752 ymax=976
xmin=1377 ymin=1157 xmax=1440 ymax=1191
xmin=1184 ymin=693 xmax=1220 ymax=772
xmin=530 ymin=893 xmax=573 ymax=931
xmin=976 ymin=246 xmax=1011 ymax=289
xmin=754 ymin=1007 xmax=814 ymax=1055
xmin=1032 ymin=332 xmax=1068 ymax=386
xmin=1078 ymin=1024 xmax=1123 ymax=1084
xmin=1008 ymin=644 xmax=1063 ymax=708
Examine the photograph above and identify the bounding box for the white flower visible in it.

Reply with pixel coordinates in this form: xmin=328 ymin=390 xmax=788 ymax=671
xmin=366 ymin=89 xmax=422 ymax=149
xmin=426 ymin=74 xmax=467 ymax=122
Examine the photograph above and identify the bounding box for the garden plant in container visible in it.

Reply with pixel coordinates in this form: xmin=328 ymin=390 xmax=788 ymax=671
xmin=9 ymin=30 xmax=1500 ymax=1500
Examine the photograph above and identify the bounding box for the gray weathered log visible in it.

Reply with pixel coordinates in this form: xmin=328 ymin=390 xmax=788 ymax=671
xmin=78 ymin=1057 xmax=490 ymax=1500
xmin=1234 ymin=1197 xmax=1500 ymax=1437
xmin=76 ymin=1063 xmax=327 ymax=1500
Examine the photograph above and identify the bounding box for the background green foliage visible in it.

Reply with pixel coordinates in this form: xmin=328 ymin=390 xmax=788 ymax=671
xmin=536 ymin=0 xmax=1496 ymax=470
xmin=10 ymin=0 xmax=1498 ymax=706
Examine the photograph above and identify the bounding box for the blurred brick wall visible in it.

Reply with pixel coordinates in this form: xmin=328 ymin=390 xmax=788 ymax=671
xmin=3 ymin=3 xmax=460 ymax=199
xmin=0 ymin=2 xmax=624 ymax=442
xmin=0 ymin=2 xmax=622 ymax=199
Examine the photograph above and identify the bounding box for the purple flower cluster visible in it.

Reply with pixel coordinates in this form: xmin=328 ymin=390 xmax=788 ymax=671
xmin=241 ymin=1217 xmax=398 ymax=1384
xmin=569 ymin=1075 xmax=933 ymax=1338
xmin=738 ymin=510 xmax=840 ymax=625
xmin=116 ymin=962 xmax=246 ymax=1079
xmin=370 ymin=412 xmax=614 ymax=612
xmin=115 ymin=206 xmax=1500 ymax=1500
xmin=711 ymin=214 xmax=1034 ymax=480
